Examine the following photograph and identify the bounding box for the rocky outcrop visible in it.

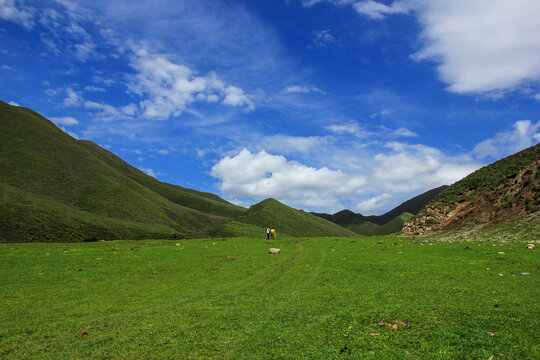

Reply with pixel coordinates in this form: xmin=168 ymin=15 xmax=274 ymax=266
xmin=404 ymin=158 xmax=539 ymax=236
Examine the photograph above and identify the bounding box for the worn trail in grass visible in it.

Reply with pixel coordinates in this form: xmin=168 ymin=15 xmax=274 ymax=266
xmin=1 ymin=236 xmax=539 ymax=359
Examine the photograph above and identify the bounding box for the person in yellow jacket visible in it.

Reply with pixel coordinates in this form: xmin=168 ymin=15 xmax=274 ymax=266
xmin=270 ymin=227 xmax=276 ymax=239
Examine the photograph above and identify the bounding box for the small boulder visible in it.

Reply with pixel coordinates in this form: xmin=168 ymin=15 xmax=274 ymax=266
xmin=268 ymin=248 xmax=280 ymax=254
xmin=526 ymin=243 xmax=535 ymax=250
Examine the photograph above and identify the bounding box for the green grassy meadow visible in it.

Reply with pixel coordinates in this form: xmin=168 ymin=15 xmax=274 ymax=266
xmin=1 ymin=236 xmax=539 ymax=359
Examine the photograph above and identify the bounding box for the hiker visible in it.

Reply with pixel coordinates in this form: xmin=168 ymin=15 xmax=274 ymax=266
xmin=266 ymin=227 xmax=270 ymax=239
xmin=173 ymin=233 xmax=177 ymax=240
xmin=270 ymin=227 xmax=276 ymax=239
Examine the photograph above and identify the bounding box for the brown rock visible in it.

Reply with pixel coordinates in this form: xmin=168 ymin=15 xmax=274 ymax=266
xmin=81 ymin=330 xmax=88 ymax=335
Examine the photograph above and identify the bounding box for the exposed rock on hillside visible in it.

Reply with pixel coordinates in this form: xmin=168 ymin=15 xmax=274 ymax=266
xmin=404 ymin=144 xmax=539 ymax=236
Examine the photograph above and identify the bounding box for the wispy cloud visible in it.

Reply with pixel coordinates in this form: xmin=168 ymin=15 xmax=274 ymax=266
xmin=285 ymin=85 xmax=325 ymax=94
xmin=353 ymin=0 xmax=411 ymax=19
xmin=309 ymin=29 xmax=335 ymax=48
xmin=473 ymin=120 xmax=540 ymax=160
xmin=62 ymin=88 xmax=83 ymax=107
xmin=0 ymin=0 xmax=35 ymax=29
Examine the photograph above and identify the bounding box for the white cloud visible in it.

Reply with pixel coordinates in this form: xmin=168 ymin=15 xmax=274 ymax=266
xmin=8 ymin=100 xmax=19 ymax=106
xmin=128 ymin=48 xmax=254 ymax=120
xmin=327 ymin=121 xmax=370 ymax=137
xmin=84 ymin=85 xmax=106 ymax=92
xmin=211 ymin=149 xmax=367 ymax=211
xmin=62 ymin=88 xmax=82 ymax=107
xmin=317 ymin=0 xmax=540 ymax=96
xmin=285 ymin=85 xmax=325 ymax=94
xmin=258 ymin=134 xmax=323 ymax=154
xmin=50 ymin=116 xmax=79 ymax=126
xmin=473 ymin=120 xmax=540 ymax=159
xmin=392 ymin=127 xmax=418 ymax=137
xmin=353 ymin=0 xmax=411 ymax=19
xmin=157 ymin=149 xmax=169 ymax=155
xmin=141 ymin=168 xmax=157 ymax=178
xmin=411 ymin=0 xmax=540 ymax=95
xmin=44 ymin=89 xmax=57 ymax=97
xmin=0 ymin=0 xmax=34 ymax=29
xmin=372 ymin=145 xmax=479 ymax=193
xmin=356 ymin=193 xmax=392 ymax=214
xmin=84 ymin=101 xmax=137 ymax=121
xmin=211 ymin=142 xmax=482 ymax=214
xmin=309 ymin=29 xmax=335 ymax=48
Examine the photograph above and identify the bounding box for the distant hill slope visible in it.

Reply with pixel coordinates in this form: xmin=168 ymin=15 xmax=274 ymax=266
xmin=313 ymin=186 xmax=447 ymax=235
xmin=0 ymin=100 xmax=244 ymax=242
xmin=404 ymin=144 xmax=540 ymax=236
xmin=235 ymin=198 xmax=357 ymax=237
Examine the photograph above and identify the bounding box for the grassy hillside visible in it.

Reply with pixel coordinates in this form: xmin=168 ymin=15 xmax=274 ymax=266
xmin=236 ymin=198 xmax=357 ymax=237
xmin=0 ymin=101 xmax=243 ymax=242
xmin=405 ymin=144 xmax=540 ymax=236
xmin=313 ymin=186 xmax=445 ymax=235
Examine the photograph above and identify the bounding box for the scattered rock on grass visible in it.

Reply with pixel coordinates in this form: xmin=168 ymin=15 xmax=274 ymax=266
xmin=521 ymin=272 xmax=531 ymax=275
xmin=268 ymin=248 xmax=280 ymax=254
xmin=81 ymin=330 xmax=88 ymax=335
xmin=526 ymin=244 xmax=535 ymax=249
xmin=464 ymin=246 xmax=472 ymax=250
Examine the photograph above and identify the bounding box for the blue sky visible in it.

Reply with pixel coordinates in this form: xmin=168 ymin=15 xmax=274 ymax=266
xmin=1 ymin=0 xmax=539 ymax=214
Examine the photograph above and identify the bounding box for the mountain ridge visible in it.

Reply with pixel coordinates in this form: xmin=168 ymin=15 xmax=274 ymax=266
xmin=313 ymin=185 xmax=447 ymax=235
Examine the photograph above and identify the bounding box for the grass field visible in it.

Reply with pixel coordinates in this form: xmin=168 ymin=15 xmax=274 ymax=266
xmin=1 ymin=236 xmax=539 ymax=359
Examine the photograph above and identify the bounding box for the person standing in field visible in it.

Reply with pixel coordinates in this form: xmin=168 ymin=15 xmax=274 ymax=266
xmin=270 ymin=227 xmax=276 ymax=239
xmin=266 ymin=227 xmax=270 ymax=239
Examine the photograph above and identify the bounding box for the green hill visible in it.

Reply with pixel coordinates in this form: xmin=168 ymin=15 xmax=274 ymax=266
xmin=0 ymin=101 xmax=356 ymax=242
xmin=0 ymin=100 xmax=244 ymax=242
xmin=313 ymin=186 xmax=446 ymax=235
xmin=234 ymin=198 xmax=357 ymax=237
xmin=404 ymin=144 xmax=540 ymax=236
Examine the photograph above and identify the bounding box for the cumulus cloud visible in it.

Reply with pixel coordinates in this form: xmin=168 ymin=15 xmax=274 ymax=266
xmin=372 ymin=143 xmax=480 ymax=193
xmin=412 ymin=0 xmax=540 ymax=95
xmin=356 ymin=193 xmax=392 ymax=214
xmin=128 ymin=48 xmax=254 ymax=120
xmin=473 ymin=120 xmax=540 ymax=160
xmin=211 ymin=142 xmax=483 ymax=214
xmin=8 ymin=100 xmax=20 ymax=106
xmin=50 ymin=116 xmax=79 ymax=126
xmin=211 ymin=149 xmax=367 ymax=211
xmin=314 ymin=0 xmax=540 ymax=96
